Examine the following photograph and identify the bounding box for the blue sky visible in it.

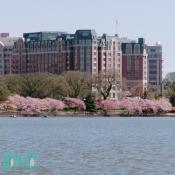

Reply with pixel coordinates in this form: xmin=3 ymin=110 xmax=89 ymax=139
xmin=1 ymin=0 xmax=174 ymax=76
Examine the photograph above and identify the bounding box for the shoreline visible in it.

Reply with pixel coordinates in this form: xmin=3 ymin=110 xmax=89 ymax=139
xmin=0 ymin=112 xmax=175 ymax=118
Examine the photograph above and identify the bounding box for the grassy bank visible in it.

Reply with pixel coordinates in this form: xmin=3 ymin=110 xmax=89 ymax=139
xmin=0 ymin=109 xmax=174 ymax=117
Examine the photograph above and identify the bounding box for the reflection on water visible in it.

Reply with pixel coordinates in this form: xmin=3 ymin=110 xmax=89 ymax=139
xmin=0 ymin=117 xmax=175 ymax=175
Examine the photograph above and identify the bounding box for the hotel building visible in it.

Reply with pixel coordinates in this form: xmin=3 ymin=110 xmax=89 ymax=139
xmin=11 ymin=29 xmax=163 ymax=98
xmin=0 ymin=33 xmax=19 ymax=75
xmin=121 ymin=38 xmax=148 ymax=91
xmin=12 ymin=30 xmax=122 ymax=99
xmin=147 ymin=43 xmax=163 ymax=93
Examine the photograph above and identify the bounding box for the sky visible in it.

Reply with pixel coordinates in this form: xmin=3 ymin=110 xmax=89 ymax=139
xmin=0 ymin=0 xmax=174 ymax=76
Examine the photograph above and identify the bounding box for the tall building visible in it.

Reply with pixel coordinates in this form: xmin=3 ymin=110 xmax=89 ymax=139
xmin=147 ymin=43 xmax=163 ymax=92
xmin=97 ymin=34 xmax=122 ymax=98
xmin=12 ymin=30 xmax=99 ymax=74
xmin=98 ymin=34 xmax=122 ymax=77
xmin=72 ymin=30 xmax=98 ymax=74
xmin=12 ymin=30 xmax=123 ymax=75
xmin=121 ymin=38 xmax=148 ymax=91
xmin=11 ymin=30 xmax=164 ymax=98
xmin=12 ymin=30 xmax=123 ymax=99
xmin=0 ymin=33 xmax=19 ymax=75
xmin=12 ymin=32 xmax=67 ymax=74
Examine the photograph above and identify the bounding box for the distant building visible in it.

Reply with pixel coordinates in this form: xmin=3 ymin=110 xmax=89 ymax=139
xmin=98 ymin=34 xmax=122 ymax=76
xmin=72 ymin=30 xmax=99 ymax=74
xmin=12 ymin=30 xmax=122 ymax=76
xmin=12 ymin=30 xmax=124 ymax=99
xmin=0 ymin=33 xmax=19 ymax=75
xmin=12 ymin=32 xmax=67 ymax=74
xmin=12 ymin=30 xmax=99 ymax=74
xmin=97 ymin=34 xmax=122 ymax=98
xmin=147 ymin=43 xmax=163 ymax=92
xmin=11 ymin=30 xmax=165 ymax=98
xmin=121 ymin=38 xmax=148 ymax=91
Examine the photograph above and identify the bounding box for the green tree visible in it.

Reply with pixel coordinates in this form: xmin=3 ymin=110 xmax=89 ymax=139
xmin=4 ymin=75 xmax=22 ymax=94
xmin=64 ymin=71 xmax=91 ymax=98
xmin=163 ymin=73 xmax=175 ymax=106
xmin=46 ymin=75 xmax=69 ymax=99
xmin=170 ymin=96 xmax=175 ymax=106
xmin=20 ymin=73 xmax=51 ymax=98
xmin=84 ymin=93 xmax=96 ymax=112
xmin=0 ymin=82 xmax=10 ymax=101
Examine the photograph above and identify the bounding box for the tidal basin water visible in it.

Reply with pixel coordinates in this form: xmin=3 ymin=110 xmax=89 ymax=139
xmin=1 ymin=117 xmax=175 ymax=175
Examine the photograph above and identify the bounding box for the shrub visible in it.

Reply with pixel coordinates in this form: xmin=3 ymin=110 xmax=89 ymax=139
xmin=84 ymin=93 xmax=96 ymax=112
xmin=0 ymin=82 xmax=10 ymax=101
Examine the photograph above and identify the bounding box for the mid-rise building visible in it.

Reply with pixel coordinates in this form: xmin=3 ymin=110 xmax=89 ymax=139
xmin=12 ymin=32 xmax=67 ymax=74
xmin=147 ymin=43 xmax=163 ymax=92
xmin=12 ymin=30 xmax=99 ymax=74
xmin=121 ymin=38 xmax=148 ymax=91
xmin=0 ymin=29 xmax=164 ymax=100
xmin=72 ymin=30 xmax=99 ymax=74
xmin=12 ymin=30 xmax=124 ymax=99
xmin=0 ymin=33 xmax=19 ymax=75
xmin=98 ymin=34 xmax=122 ymax=77
xmin=12 ymin=30 xmax=123 ymax=75
xmin=97 ymin=34 xmax=122 ymax=98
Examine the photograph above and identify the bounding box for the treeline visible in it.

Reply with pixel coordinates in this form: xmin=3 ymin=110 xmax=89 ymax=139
xmin=0 ymin=71 xmax=174 ymax=105
xmin=0 ymin=71 xmax=92 ymax=101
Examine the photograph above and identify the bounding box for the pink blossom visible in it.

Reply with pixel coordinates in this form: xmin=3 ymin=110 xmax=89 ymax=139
xmin=97 ymin=98 xmax=172 ymax=115
xmin=3 ymin=95 xmax=65 ymax=112
xmin=43 ymin=98 xmax=65 ymax=111
xmin=98 ymin=100 xmax=119 ymax=110
xmin=0 ymin=95 xmax=171 ymax=115
xmin=64 ymin=97 xmax=86 ymax=110
xmin=119 ymin=98 xmax=142 ymax=114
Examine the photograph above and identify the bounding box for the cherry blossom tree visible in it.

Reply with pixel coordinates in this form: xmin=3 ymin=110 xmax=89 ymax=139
xmin=43 ymin=98 xmax=65 ymax=111
xmin=98 ymin=98 xmax=172 ymax=115
xmin=3 ymin=95 xmax=65 ymax=113
xmin=0 ymin=95 xmax=171 ymax=116
xmin=97 ymin=99 xmax=120 ymax=116
xmin=98 ymin=100 xmax=119 ymax=111
xmin=64 ymin=97 xmax=86 ymax=111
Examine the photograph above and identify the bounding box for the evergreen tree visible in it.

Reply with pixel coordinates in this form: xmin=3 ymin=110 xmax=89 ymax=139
xmin=170 ymin=96 xmax=175 ymax=106
xmin=85 ymin=93 xmax=96 ymax=112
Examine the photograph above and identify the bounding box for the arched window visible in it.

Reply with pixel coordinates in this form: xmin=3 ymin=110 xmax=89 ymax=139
xmin=126 ymin=44 xmax=132 ymax=54
xmin=30 ymin=42 xmax=33 ymax=51
xmin=134 ymin=44 xmax=140 ymax=54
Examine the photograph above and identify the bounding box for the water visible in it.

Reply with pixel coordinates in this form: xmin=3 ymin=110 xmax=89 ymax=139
xmin=0 ymin=117 xmax=175 ymax=175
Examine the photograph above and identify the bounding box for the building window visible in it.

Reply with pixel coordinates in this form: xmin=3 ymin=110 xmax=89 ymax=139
xmin=134 ymin=44 xmax=140 ymax=54
xmin=127 ymin=56 xmax=131 ymax=70
xmin=126 ymin=44 xmax=132 ymax=54
xmin=80 ymin=48 xmax=84 ymax=71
